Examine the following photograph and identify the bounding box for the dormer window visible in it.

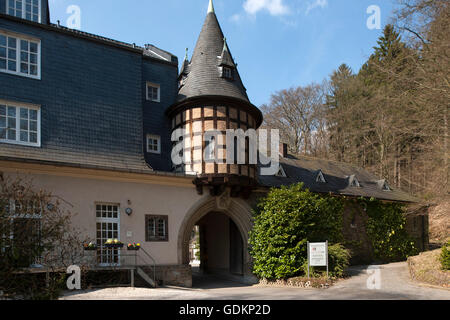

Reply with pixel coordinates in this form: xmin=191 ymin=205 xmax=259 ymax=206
xmin=221 ymin=66 xmax=232 ymax=79
xmin=8 ymin=0 xmax=41 ymax=23
xmin=316 ymin=170 xmax=326 ymax=183
xmin=377 ymin=179 xmax=391 ymax=191
xmin=348 ymin=175 xmax=361 ymax=188
xmin=275 ymin=165 xmax=287 ymax=177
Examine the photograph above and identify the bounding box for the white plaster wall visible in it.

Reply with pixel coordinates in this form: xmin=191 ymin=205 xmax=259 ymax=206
xmin=3 ymin=171 xmax=204 ymax=266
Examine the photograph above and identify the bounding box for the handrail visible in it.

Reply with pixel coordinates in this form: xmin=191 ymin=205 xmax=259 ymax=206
xmin=137 ymin=247 xmax=156 ymax=286
xmin=83 ymin=247 xmax=157 ymax=287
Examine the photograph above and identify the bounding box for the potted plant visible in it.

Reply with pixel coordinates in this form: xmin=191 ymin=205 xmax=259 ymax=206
xmin=127 ymin=242 xmax=141 ymax=251
xmin=83 ymin=242 xmax=97 ymax=251
xmin=104 ymin=238 xmax=124 ymax=248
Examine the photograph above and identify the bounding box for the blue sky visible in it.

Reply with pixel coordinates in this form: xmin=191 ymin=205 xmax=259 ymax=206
xmin=48 ymin=0 xmax=397 ymax=107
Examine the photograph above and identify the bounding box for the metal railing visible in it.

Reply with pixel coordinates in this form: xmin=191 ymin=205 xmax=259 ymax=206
xmin=83 ymin=247 xmax=157 ymax=287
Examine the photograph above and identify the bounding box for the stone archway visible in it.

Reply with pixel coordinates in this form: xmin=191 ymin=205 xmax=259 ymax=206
xmin=178 ymin=193 xmax=256 ymax=282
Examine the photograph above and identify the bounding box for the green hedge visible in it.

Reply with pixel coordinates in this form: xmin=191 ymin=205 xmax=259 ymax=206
xmin=362 ymin=198 xmax=418 ymax=262
xmin=249 ymin=183 xmax=348 ymax=280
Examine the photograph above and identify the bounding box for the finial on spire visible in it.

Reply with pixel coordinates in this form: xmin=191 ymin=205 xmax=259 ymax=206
xmin=184 ymin=48 xmax=189 ymax=60
xmin=223 ymin=37 xmax=228 ymax=52
xmin=207 ymin=0 xmax=215 ymax=14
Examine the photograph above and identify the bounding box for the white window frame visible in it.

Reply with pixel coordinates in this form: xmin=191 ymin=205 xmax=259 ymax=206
xmin=95 ymin=203 xmax=121 ymax=267
xmin=147 ymin=134 xmax=161 ymax=154
xmin=146 ymin=82 xmax=160 ymax=102
xmin=0 ymin=99 xmax=41 ymax=147
xmin=7 ymin=0 xmax=42 ymax=23
xmin=0 ymin=29 xmax=41 ymax=80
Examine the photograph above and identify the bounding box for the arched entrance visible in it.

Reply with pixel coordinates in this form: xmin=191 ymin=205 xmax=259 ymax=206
xmin=178 ymin=194 xmax=257 ymax=285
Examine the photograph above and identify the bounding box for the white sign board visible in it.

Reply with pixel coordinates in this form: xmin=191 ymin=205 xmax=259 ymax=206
xmin=308 ymin=242 xmax=327 ymax=267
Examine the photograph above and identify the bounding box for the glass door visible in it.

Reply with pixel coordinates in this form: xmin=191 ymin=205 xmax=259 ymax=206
xmin=95 ymin=204 xmax=120 ymax=266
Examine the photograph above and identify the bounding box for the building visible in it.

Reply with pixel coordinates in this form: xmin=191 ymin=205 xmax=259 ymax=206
xmin=0 ymin=0 xmax=426 ymax=287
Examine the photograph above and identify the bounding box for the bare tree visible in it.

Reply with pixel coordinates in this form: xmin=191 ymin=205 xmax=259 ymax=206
xmin=0 ymin=174 xmax=90 ymax=299
xmin=262 ymin=83 xmax=329 ymax=157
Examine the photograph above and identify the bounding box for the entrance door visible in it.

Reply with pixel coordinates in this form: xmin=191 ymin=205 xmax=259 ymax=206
xmin=229 ymin=219 xmax=243 ymax=275
xmin=95 ymin=204 xmax=120 ymax=266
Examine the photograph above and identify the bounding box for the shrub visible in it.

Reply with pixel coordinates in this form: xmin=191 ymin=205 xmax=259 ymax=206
xmin=249 ymin=183 xmax=345 ymax=280
xmin=440 ymin=240 xmax=450 ymax=271
xmin=363 ymin=199 xmax=418 ymax=262
xmin=327 ymin=244 xmax=351 ymax=277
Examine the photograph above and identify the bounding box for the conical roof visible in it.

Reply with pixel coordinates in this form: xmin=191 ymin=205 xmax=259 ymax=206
xmin=177 ymin=3 xmax=249 ymax=103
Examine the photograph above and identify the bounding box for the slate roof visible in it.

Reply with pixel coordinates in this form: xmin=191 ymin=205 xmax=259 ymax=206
xmin=177 ymin=8 xmax=249 ymax=102
xmin=258 ymin=155 xmax=418 ymax=203
xmin=0 ymin=13 xmax=177 ymax=65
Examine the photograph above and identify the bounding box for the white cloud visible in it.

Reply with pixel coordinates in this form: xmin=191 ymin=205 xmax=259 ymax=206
xmin=230 ymin=13 xmax=243 ymax=23
xmin=305 ymin=0 xmax=328 ymax=15
xmin=243 ymin=0 xmax=290 ymax=16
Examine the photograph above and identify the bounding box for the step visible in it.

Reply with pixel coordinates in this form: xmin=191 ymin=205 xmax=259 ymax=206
xmin=136 ymin=267 xmax=156 ymax=288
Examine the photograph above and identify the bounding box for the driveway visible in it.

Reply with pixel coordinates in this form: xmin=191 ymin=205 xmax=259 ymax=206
xmin=61 ymin=262 xmax=450 ymax=300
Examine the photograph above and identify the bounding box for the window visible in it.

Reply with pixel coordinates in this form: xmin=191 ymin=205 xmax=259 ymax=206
xmin=146 ymin=82 xmax=160 ymax=102
xmin=7 ymin=0 xmax=41 ymax=23
xmin=0 ymin=101 xmax=40 ymax=146
xmin=205 ymin=136 xmax=216 ymax=162
xmin=95 ymin=204 xmax=120 ymax=265
xmin=222 ymin=66 xmax=232 ymax=79
xmin=348 ymin=175 xmax=361 ymax=188
xmin=145 ymin=215 xmax=168 ymax=242
xmin=1 ymin=199 xmax=42 ymax=267
xmin=377 ymin=179 xmax=391 ymax=191
xmin=147 ymin=134 xmax=161 ymax=154
xmin=0 ymin=31 xmax=40 ymax=78
xmin=275 ymin=165 xmax=287 ymax=177
xmin=316 ymin=170 xmax=326 ymax=183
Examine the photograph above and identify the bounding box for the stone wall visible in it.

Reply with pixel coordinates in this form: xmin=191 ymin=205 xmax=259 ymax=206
xmin=141 ymin=264 xmax=192 ymax=287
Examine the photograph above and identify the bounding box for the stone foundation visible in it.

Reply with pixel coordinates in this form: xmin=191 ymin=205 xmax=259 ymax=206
xmin=141 ymin=264 xmax=192 ymax=287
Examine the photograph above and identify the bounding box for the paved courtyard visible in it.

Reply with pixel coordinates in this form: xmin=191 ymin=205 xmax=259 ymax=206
xmin=61 ymin=262 xmax=450 ymax=300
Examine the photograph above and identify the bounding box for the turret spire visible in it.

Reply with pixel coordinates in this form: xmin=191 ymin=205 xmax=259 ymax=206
xmin=207 ymin=0 xmax=215 ymax=14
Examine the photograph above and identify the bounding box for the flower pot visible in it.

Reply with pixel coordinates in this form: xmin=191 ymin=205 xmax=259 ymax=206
xmin=127 ymin=247 xmax=140 ymax=251
xmin=105 ymin=243 xmax=123 ymax=249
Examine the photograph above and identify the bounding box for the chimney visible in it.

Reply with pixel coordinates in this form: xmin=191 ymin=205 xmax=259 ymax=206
xmin=279 ymin=143 xmax=288 ymax=158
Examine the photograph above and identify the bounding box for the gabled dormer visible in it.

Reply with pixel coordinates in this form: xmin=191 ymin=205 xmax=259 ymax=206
xmin=218 ymin=38 xmax=235 ymax=80
xmin=348 ymin=174 xmax=361 ymax=188
xmin=275 ymin=165 xmax=287 ymax=177
xmin=2 ymin=0 xmax=50 ymax=24
xmin=377 ymin=179 xmax=391 ymax=191
xmin=315 ymin=169 xmax=326 ymax=183
xmin=178 ymin=48 xmax=190 ymax=88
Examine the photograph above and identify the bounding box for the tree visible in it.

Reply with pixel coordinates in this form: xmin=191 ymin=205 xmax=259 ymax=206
xmin=261 ymin=83 xmax=329 ymax=157
xmin=0 ymin=174 xmax=89 ymax=299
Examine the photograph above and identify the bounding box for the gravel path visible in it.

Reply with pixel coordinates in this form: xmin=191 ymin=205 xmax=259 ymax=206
xmin=60 ymin=262 xmax=450 ymax=300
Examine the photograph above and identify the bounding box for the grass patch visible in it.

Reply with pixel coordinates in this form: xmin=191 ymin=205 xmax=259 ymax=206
xmin=408 ymin=248 xmax=450 ymax=288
